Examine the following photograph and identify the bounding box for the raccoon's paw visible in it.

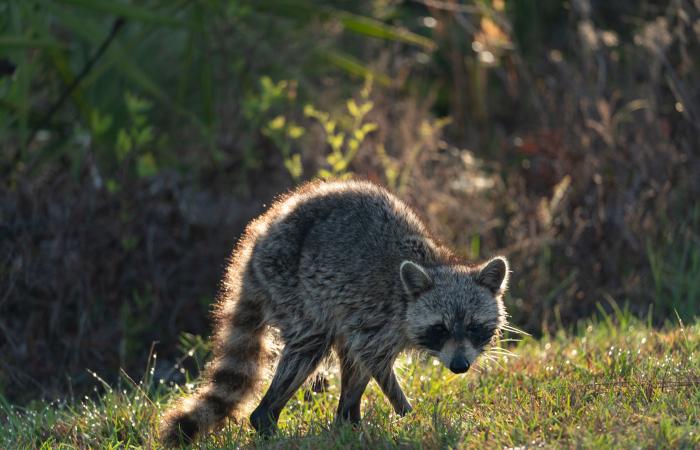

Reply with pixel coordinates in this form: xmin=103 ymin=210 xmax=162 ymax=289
xmin=310 ymin=373 xmax=330 ymax=393
xmin=303 ymin=373 xmax=330 ymax=402
xmin=250 ymin=406 xmax=278 ymax=437
xmin=396 ymin=401 xmax=413 ymax=417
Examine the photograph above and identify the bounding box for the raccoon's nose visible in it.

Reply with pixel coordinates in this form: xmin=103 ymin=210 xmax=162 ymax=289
xmin=449 ymin=356 xmax=470 ymax=374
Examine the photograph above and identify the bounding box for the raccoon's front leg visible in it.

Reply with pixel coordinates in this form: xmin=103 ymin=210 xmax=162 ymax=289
xmin=367 ymin=361 xmax=412 ymax=416
xmin=335 ymin=354 xmax=370 ymax=424
xmin=250 ymin=332 xmax=330 ymax=435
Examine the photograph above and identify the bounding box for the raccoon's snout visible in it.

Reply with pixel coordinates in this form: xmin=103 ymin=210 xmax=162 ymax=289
xmin=449 ymin=355 xmax=470 ymax=374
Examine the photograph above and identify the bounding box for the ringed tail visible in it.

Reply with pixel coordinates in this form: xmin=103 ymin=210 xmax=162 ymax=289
xmin=159 ymin=264 xmax=268 ymax=446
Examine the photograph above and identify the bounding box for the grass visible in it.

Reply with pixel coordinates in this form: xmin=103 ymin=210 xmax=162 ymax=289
xmin=1 ymin=312 xmax=699 ymax=449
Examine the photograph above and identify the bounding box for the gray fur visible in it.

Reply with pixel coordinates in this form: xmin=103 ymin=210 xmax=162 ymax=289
xmin=159 ymin=180 xmax=510 ymax=445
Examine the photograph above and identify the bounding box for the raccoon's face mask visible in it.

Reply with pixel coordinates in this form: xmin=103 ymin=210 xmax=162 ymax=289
xmin=401 ymin=257 xmax=509 ymax=374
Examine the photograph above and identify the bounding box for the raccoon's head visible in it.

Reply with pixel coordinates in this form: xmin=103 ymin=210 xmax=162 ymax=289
xmin=401 ymin=257 xmax=509 ymax=374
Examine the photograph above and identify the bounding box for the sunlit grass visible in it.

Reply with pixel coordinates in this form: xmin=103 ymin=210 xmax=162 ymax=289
xmin=2 ymin=313 xmax=699 ymax=449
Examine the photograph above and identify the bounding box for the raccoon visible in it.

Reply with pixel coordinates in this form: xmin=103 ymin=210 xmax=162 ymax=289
xmin=159 ymin=180 xmax=510 ymax=446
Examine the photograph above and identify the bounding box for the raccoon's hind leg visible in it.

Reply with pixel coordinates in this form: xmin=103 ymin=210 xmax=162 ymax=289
xmin=250 ymin=329 xmax=331 ymax=435
xmin=335 ymin=348 xmax=370 ymax=424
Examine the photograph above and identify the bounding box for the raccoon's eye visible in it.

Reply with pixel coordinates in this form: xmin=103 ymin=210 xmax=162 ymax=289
xmin=467 ymin=326 xmax=494 ymax=347
xmin=429 ymin=323 xmax=449 ymax=338
xmin=417 ymin=323 xmax=450 ymax=350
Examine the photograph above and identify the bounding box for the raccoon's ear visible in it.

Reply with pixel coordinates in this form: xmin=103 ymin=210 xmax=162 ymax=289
xmin=476 ymin=256 xmax=509 ymax=294
xmin=400 ymin=260 xmax=433 ymax=298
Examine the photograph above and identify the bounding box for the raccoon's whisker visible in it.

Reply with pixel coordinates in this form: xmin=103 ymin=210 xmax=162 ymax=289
xmin=481 ymin=353 xmax=499 ymax=363
xmin=472 ymin=360 xmax=487 ymax=372
xmin=489 ymin=347 xmax=517 ymax=356
xmin=489 ymin=353 xmax=518 ymax=362
xmin=489 ymin=357 xmax=507 ymax=369
xmin=480 ymin=355 xmax=505 ymax=370
xmin=501 ymin=324 xmax=530 ymax=336
xmin=488 ymin=351 xmax=518 ymax=362
xmin=500 ymin=326 xmax=523 ymax=335
xmin=477 ymin=356 xmax=494 ymax=367
xmin=488 ymin=347 xmax=518 ymax=357
xmin=496 ymin=338 xmax=522 ymax=343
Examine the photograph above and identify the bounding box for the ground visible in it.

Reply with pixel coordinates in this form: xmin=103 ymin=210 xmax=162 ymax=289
xmin=2 ymin=310 xmax=698 ymax=449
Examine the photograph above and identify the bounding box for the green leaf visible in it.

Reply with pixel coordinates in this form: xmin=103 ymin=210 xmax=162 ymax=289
xmin=470 ymin=234 xmax=481 ymax=260
xmin=121 ymin=235 xmax=139 ymax=250
xmin=303 ymin=104 xmax=318 ymax=118
xmin=360 ymin=102 xmax=374 ymax=116
xmin=328 ymin=133 xmax=344 ymax=152
xmin=333 ymin=158 xmax=348 ymax=172
xmin=326 ymin=153 xmax=339 ymax=166
xmin=287 ymin=124 xmax=305 ymax=139
xmin=105 ymin=179 xmax=121 ymax=194
xmin=283 ymin=153 xmax=303 ymax=180
xmin=0 ymin=36 xmax=65 ymax=49
xmin=361 ymin=122 xmax=378 ymax=133
xmin=250 ymin=3 xmax=436 ymax=51
xmin=317 ymin=168 xmax=333 ymax=179
xmin=58 ymin=0 xmax=187 ymax=28
xmin=304 ymin=104 xmax=328 ymax=122
xmin=90 ymin=111 xmax=113 ymax=136
xmin=337 ymin=12 xmax=435 ymax=51
xmin=268 ymin=115 xmax=286 ymax=130
xmin=323 ymin=120 xmax=336 ymax=135
xmin=125 ymin=92 xmax=152 ymax=115
xmin=116 ymin=129 xmax=132 ymax=161
xmin=47 ymin=4 xmax=206 ymax=134
xmin=353 ymin=124 xmax=376 ymax=141
xmin=347 ymin=99 xmax=360 ymax=117
xmin=133 ymin=126 xmax=153 ymax=147
xmin=42 ymin=34 xmax=92 ymax=125
xmin=248 ymin=0 xmax=318 ymax=21
xmin=109 ymin=45 xmax=205 ymax=131
xmin=317 ymin=49 xmax=393 ymax=87
xmin=136 ymin=152 xmax=158 ymax=178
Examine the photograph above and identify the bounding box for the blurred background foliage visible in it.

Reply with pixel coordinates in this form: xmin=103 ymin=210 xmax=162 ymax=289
xmin=1 ymin=0 xmax=699 ymax=402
